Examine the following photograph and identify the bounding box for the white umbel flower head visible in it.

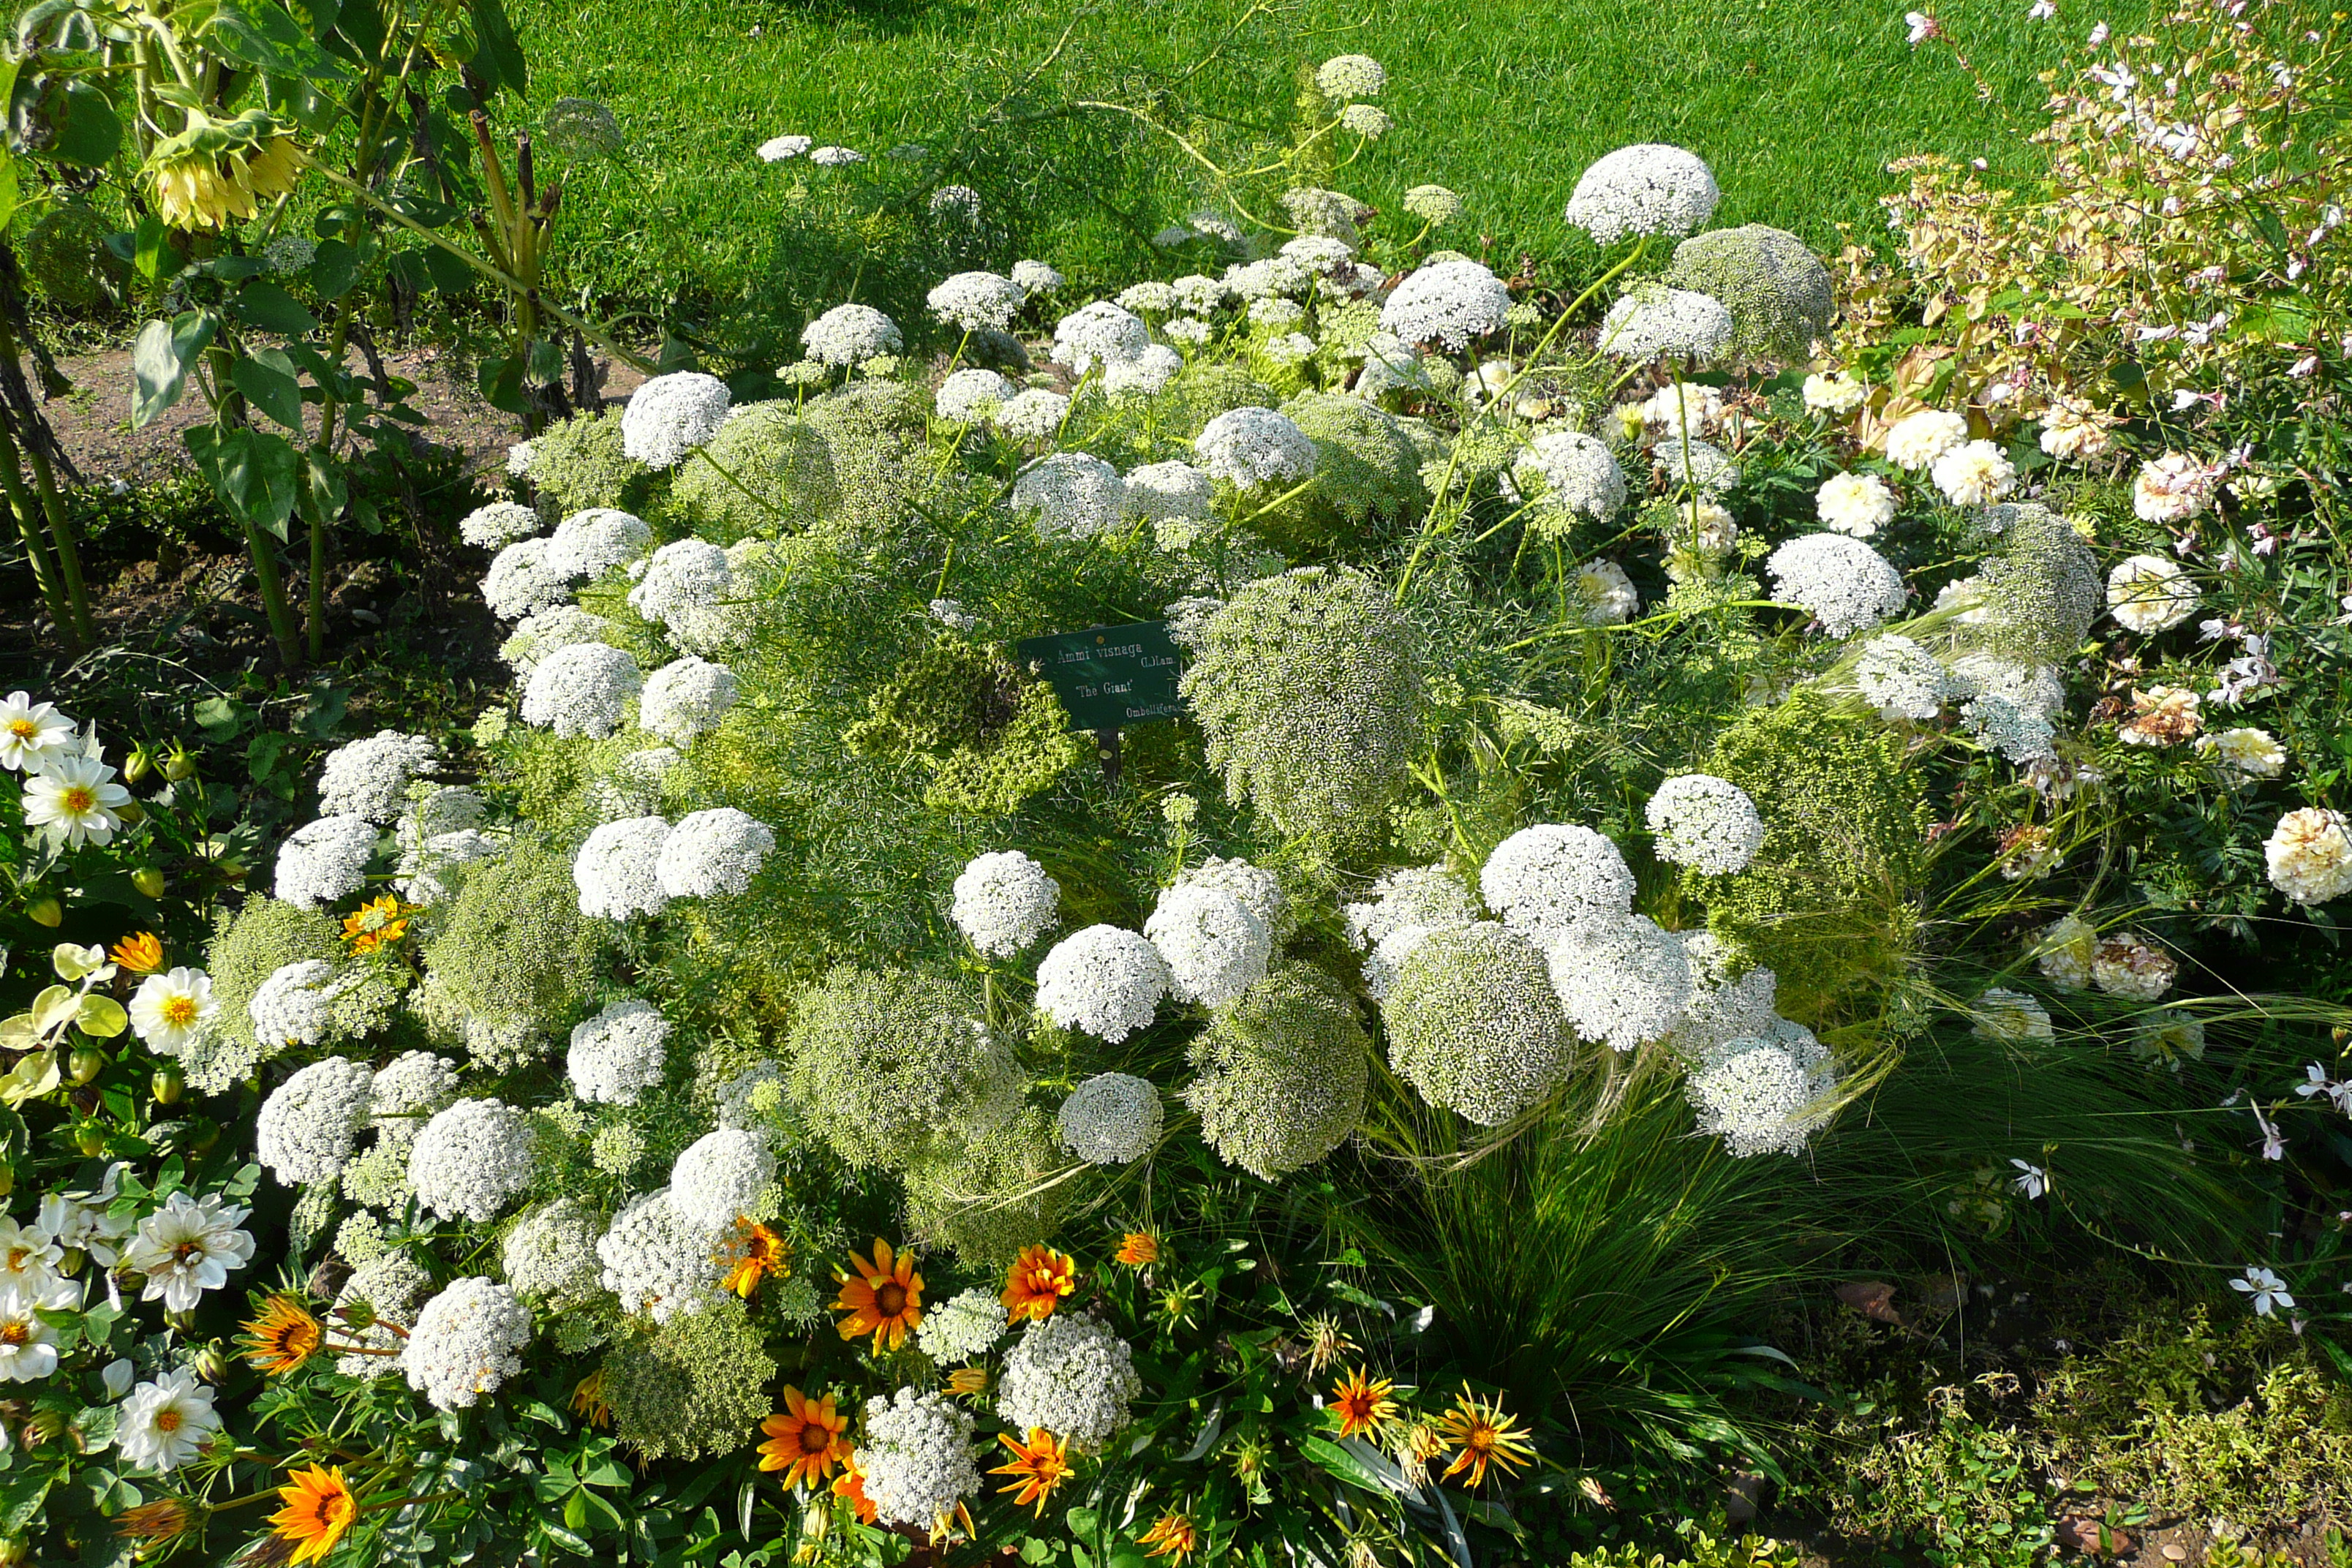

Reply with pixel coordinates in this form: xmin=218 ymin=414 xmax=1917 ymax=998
xmin=627 ymin=538 xmax=735 ymax=638
xmin=1765 ymin=533 xmax=1907 ymax=636
xmin=502 ymin=1199 xmax=604 ymax=1306
xmin=502 ymin=605 xmax=611 ymax=677
xmin=1379 ymin=259 xmax=1510 ymax=351
xmin=1014 ymin=452 xmax=1128 ymax=540
xmin=927 ymin=271 xmax=1027 ymax=332
xmin=1195 ymin=407 xmax=1318 ymax=488
xmin=402 ymin=1278 xmax=532 ymax=1411
xmin=668 ymin=1128 xmax=776 ymax=1231
xmin=1854 ymin=633 xmax=1953 ymax=720
xmin=859 ymin=1389 xmax=981 ymax=1529
xmin=274 ymin=815 xmax=378 ymax=908
xmin=116 ymin=1368 xmax=221 ymax=1472
xmin=124 ymin=1192 xmax=255 ymax=1312
xmin=1931 ymin=440 xmax=2017 ymax=507
xmin=1011 ymin=260 xmax=1063 ymax=294
xmin=950 ymin=851 xmax=1061 ymax=957
xmin=2266 ymin=807 xmax=2352 ymax=906
xmin=598 ymin=1188 xmax=726 ymax=1322
xmin=1052 ymin=301 xmax=1150 ymax=374
xmin=1817 ymin=472 xmax=1896 ymax=537
xmin=2106 ymin=554 xmax=2199 ymax=633
xmin=575 ymin=815 xmax=673 ymax=919
xmin=1882 ymin=409 xmax=1968 ymax=470
xmin=318 ymin=731 xmax=439 ymax=823
xmin=1564 ymin=144 xmax=1720 ymax=244
xmin=1599 ymin=285 xmax=1735 ymax=363
xmin=993 ymin=388 xmax=1071 ymax=442
xmin=1645 ymin=774 xmax=1766 ymax=875
xmin=935 ymin=368 xmax=1014 ymax=423
xmin=1382 ymin=921 xmax=1575 ymax=1125
xmin=1344 ymin=864 xmax=1478 ymax=952
xmin=545 ymin=508 xmax=652 ymax=579
xmin=1057 ymin=1072 xmax=1164 ymax=1165
xmin=1104 ymin=342 xmax=1183 ymax=398
xmin=1970 ymin=987 xmax=2054 ymax=1041
xmin=655 ymin=807 xmax=774 ymax=899
xmin=1123 ymin=461 xmax=1216 ymax=530
xmin=1688 ymin=1036 xmax=1833 ymax=1157
xmin=521 ymin=641 xmax=642 ymax=739
xmin=128 ymin=966 xmax=217 ymax=1055
xmin=255 ymin=1056 xmax=374 ymax=1186
xmin=408 ymin=1098 xmax=536 ymax=1222
xmin=460 ymin=500 xmax=539 ymax=549
xmin=370 ymin=1051 xmax=459 ymax=1141
xmin=638 ymin=656 xmax=739 ymax=745
xmin=1315 ymin=54 xmax=1386 ymax=99
xmin=1481 ymin=823 xmax=1635 ymax=938
xmin=804 ymin=304 xmax=904 ymax=366
xmin=758 ymin=135 xmax=812 ymax=162
xmin=1144 ymin=883 xmax=1272 ymax=1008
xmin=995 ymin=1313 xmax=1142 ymax=1449
xmin=622 ymin=372 xmax=731 ymax=469
xmin=918 ymin=1287 xmax=1009 ymax=1363
xmin=1036 ymin=925 xmax=1170 ymax=1041
xmin=249 ymin=959 xmax=336 ymax=1050
xmin=1545 ymin=914 xmax=1693 ymax=1052
xmin=481 ymin=537 xmax=571 ymax=620
xmin=1512 ymin=431 xmax=1627 ymax=526
xmin=568 ymin=999 xmax=673 ymax=1106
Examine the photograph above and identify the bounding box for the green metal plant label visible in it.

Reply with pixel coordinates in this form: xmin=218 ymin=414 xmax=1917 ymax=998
xmin=1015 ymin=622 xmax=1185 ymax=731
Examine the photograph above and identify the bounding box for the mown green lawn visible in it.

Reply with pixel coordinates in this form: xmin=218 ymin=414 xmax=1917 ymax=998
xmin=513 ymin=0 xmax=2146 ymax=318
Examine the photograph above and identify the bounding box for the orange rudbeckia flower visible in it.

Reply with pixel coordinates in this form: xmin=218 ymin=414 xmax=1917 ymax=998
xmin=1114 ymin=1231 xmax=1161 ymax=1267
xmin=1002 ymin=1243 xmax=1077 ymax=1324
xmin=758 ymin=1387 xmax=851 ymax=1489
xmin=110 ymin=932 xmax=165 ymax=973
xmin=832 ymin=1238 xmax=924 ymax=1351
xmin=832 ymin=1455 xmax=879 ymax=1523
xmin=1328 ymin=1366 xmax=1398 ymax=1441
xmin=990 ymin=1427 xmax=1074 ymax=1515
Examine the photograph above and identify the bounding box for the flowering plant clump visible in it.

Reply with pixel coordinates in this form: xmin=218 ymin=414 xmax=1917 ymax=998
xmin=1 ymin=26 xmax=2348 ymax=1568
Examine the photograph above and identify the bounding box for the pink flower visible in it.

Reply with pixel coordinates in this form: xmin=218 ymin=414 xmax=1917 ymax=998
xmin=1905 ymin=10 xmax=1940 ymax=44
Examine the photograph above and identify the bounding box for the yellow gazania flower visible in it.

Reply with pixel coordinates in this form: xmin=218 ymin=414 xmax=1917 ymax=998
xmin=1436 ymin=1384 xmax=1536 ymax=1488
xmin=831 ymin=1238 xmax=924 ymax=1351
xmin=114 ymin=1497 xmax=200 ymax=1546
xmin=1138 ymin=1506 xmax=1201 ymax=1563
xmin=722 ymin=1221 xmax=791 ymax=1298
xmin=570 ymin=1368 xmax=611 ymax=1429
xmin=1001 ymin=1243 xmax=1077 ymax=1324
xmin=268 ymin=1466 xmax=357 ymax=1565
xmin=240 ymin=1295 xmax=325 ymax=1376
xmin=342 ymin=895 xmax=412 ymax=954
xmin=990 ymin=1427 xmax=1074 ymax=1515
xmin=110 ymin=932 xmax=165 ymax=974
xmin=757 ymin=1387 xmax=851 ymax=1490
xmin=1113 ymin=1230 xmax=1161 ymax=1267
xmin=946 ymin=1365 xmax=991 ymax=1397
xmin=1327 ymin=1366 xmax=1398 ymax=1441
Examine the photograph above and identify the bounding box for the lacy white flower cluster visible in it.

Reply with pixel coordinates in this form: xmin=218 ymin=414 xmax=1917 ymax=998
xmin=1765 ymin=533 xmax=1907 ymax=636
xmin=598 ymin=1188 xmax=725 ymax=1322
xmin=249 ymin=959 xmax=336 ymax=1049
xmin=1144 ymin=883 xmax=1273 ymax=1006
xmin=502 ymin=1197 xmax=605 ymax=1303
xmin=638 ymin=656 xmax=740 ymax=745
xmin=1379 ymin=259 xmax=1510 ymax=350
xmin=859 ymin=1389 xmax=981 ymax=1529
xmin=1052 ymin=301 xmax=1150 ymax=375
xmin=459 ymin=500 xmax=539 ymax=548
xmin=546 ymin=508 xmax=652 ymax=578
xmin=255 ymin=1056 xmax=375 ymax=1186
xmin=568 ymin=998 xmax=673 ymax=1105
xmin=927 ymin=271 xmax=1027 ymax=331
xmin=668 ymin=1128 xmax=775 ymax=1229
xmin=655 ymin=807 xmax=774 ymax=898
xmin=622 ymin=372 xmax=732 ymax=469
xmin=274 ymin=815 xmax=379 ymax=909
xmin=1344 ymin=864 xmax=1478 ymax=1000
xmin=1688 ymin=1033 xmax=1835 ymax=1157
xmin=918 ymin=1286 xmax=1009 ymax=1363
xmin=333 ymin=1251 xmax=431 ymax=1376
xmin=1057 ymin=1071 xmax=1164 ymax=1165
xmin=1564 ymin=143 xmax=1720 ymax=244
xmin=1644 ymin=774 xmax=1765 ymax=875
xmin=502 ymin=605 xmax=610 ymax=676
xmin=1512 ymin=431 xmax=1627 ymax=528
xmin=1014 ymin=451 xmax=1128 ymax=539
xmin=628 ymin=540 xmax=735 ymax=644
xmin=318 ymin=731 xmax=439 ymax=822
xmin=402 ymin=1277 xmax=533 ymax=1411
xmin=575 ymin=815 xmax=674 ymax=919
xmin=482 ymin=538 xmax=572 ymax=620
xmin=407 ymin=1098 xmax=536 ymax=1222
xmin=1854 ymin=633 xmax=1953 ymax=720
xmin=522 ymin=642 xmax=643 ymax=739
xmin=1480 ymin=823 xmax=1636 ymax=938
xmin=1195 ymin=407 xmax=1319 ymax=489
xmin=1545 ymin=913 xmax=1692 ymax=1052
xmin=1599 ymin=285 xmax=1735 ymax=363
xmin=935 ymin=367 xmax=1014 ymax=423
xmin=804 ymin=304 xmax=905 ymax=366
xmin=1036 ymin=924 xmax=1171 ymax=1041
xmin=950 ymin=850 xmax=1062 ymax=956
xmin=995 ymin=1313 xmax=1142 ymax=1448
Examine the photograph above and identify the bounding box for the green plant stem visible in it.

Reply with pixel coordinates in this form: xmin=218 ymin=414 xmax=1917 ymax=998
xmin=0 ymin=436 xmax=72 ymax=640
xmin=0 ymin=415 xmax=94 ymax=644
